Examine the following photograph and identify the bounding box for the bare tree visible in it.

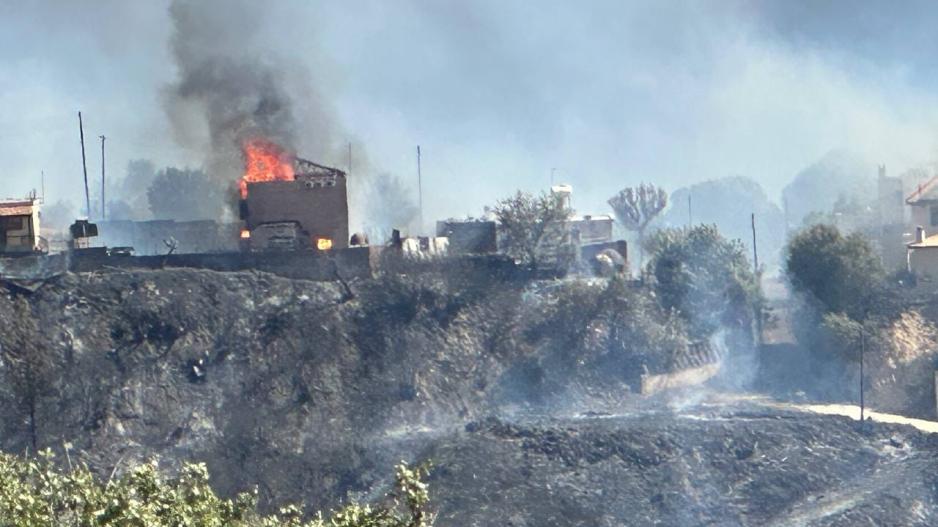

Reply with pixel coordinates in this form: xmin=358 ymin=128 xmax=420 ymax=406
xmin=0 ymin=297 xmax=54 ymax=451
xmin=608 ymin=183 xmax=668 ymax=268
xmin=492 ymin=190 xmax=574 ymax=271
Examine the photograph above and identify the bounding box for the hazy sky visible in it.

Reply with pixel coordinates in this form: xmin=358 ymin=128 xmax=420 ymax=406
xmin=2 ymin=0 xmax=938 ymax=228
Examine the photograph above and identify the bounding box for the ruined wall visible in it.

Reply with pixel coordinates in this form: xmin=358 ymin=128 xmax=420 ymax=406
xmin=70 ymin=247 xmax=373 ymax=281
xmin=909 ymin=247 xmax=938 ymax=279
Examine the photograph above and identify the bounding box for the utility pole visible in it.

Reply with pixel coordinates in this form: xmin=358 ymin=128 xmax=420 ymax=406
xmin=347 ymin=142 xmax=352 ymax=176
xmin=41 ymin=171 xmax=45 ymax=203
xmin=783 ymin=195 xmax=790 ymax=235
xmin=417 ymin=145 xmax=423 ymax=234
xmin=752 ymin=212 xmax=763 ymax=345
xmin=860 ymin=325 xmax=865 ymax=426
xmin=78 ymin=112 xmax=90 ymax=218
xmin=550 ymin=167 xmax=556 ymax=187
xmin=688 ymin=194 xmax=693 ymax=227
xmin=99 ymin=135 xmax=106 ymax=221
xmin=751 ymin=213 xmax=759 ymax=272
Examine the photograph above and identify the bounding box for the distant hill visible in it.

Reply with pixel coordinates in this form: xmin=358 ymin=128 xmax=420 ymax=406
xmin=656 ymin=176 xmax=786 ymax=269
xmin=781 ymin=150 xmax=876 ymax=227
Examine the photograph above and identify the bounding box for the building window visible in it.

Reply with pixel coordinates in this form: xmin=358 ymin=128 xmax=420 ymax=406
xmin=931 ymin=205 xmax=938 ymax=226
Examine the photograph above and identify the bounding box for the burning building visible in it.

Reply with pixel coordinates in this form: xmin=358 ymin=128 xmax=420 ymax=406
xmin=238 ymin=139 xmax=349 ymax=251
xmin=0 ymin=198 xmax=44 ymax=254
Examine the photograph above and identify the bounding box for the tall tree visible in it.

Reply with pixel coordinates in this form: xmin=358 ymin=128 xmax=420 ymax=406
xmin=785 ymin=224 xmax=885 ymax=320
xmin=608 ymin=183 xmax=668 ymax=268
xmin=147 ymin=167 xmax=224 ymax=220
xmin=492 ymin=190 xmax=574 ymax=271
xmin=646 ymin=224 xmax=760 ymax=340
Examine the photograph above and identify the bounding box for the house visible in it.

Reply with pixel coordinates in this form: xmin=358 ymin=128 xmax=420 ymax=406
xmin=907 ymin=227 xmax=938 ymax=278
xmin=436 ymin=219 xmax=497 ymax=254
xmin=905 ymin=175 xmax=938 ymax=230
xmin=569 ymin=214 xmax=614 ymax=245
xmin=0 ymin=198 xmax=42 ymax=254
xmin=240 ymin=157 xmax=349 ymax=251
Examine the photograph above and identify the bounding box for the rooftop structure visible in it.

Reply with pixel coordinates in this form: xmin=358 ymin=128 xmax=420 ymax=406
xmin=0 ymin=198 xmax=42 ymax=253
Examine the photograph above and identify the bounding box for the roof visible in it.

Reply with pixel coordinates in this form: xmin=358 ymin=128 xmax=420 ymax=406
xmin=571 ymin=214 xmax=614 ymax=222
xmin=0 ymin=200 xmax=37 ymax=217
xmin=908 ymin=233 xmax=938 ymax=248
xmin=294 ymin=157 xmax=345 ymax=177
xmin=906 ymin=175 xmax=938 ymax=203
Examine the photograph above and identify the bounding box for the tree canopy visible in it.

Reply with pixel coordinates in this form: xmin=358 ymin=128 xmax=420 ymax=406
xmin=491 ymin=190 xmax=574 ymax=271
xmin=0 ymin=449 xmax=432 ymax=527
xmin=646 ymin=224 xmax=760 ymax=340
xmin=147 ymin=167 xmax=225 ymax=221
xmin=785 ymin=224 xmax=884 ymax=320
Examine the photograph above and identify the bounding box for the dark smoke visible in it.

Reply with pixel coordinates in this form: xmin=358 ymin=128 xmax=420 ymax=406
xmin=164 ymin=0 xmax=310 ymax=199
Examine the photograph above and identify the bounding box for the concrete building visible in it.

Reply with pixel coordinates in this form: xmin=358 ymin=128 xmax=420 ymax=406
xmin=0 ymin=198 xmax=42 ymax=253
xmin=436 ymin=219 xmax=497 ymax=254
xmin=906 ymin=175 xmax=938 ymax=230
xmin=907 ymin=227 xmax=938 ymax=279
xmin=241 ymin=157 xmax=349 ymax=251
xmin=569 ymin=214 xmax=614 ymax=245
xmin=878 ymin=165 xmax=905 ymax=226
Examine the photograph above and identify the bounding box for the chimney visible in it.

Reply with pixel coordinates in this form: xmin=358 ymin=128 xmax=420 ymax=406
xmin=916 ymin=226 xmax=925 ymax=244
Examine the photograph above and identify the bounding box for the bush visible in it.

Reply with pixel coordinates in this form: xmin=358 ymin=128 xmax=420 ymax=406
xmin=645 ymin=225 xmax=761 ymax=341
xmin=0 ymin=449 xmax=432 ymax=527
xmin=785 ymin=224 xmax=884 ymax=319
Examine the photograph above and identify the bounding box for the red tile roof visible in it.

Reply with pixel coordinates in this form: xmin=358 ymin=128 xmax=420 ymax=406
xmin=907 ymin=175 xmax=938 ymax=203
xmin=0 ymin=201 xmax=36 ymax=217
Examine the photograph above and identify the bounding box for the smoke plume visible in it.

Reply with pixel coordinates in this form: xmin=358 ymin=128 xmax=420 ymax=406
xmin=164 ymin=0 xmax=317 ymax=194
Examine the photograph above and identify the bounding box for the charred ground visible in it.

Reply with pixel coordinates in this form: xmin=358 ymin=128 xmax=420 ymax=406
xmin=1 ymin=266 xmax=938 ymax=526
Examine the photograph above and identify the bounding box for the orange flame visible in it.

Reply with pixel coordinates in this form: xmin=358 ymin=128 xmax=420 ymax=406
xmin=240 ymin=138 xmax=295 ymax=198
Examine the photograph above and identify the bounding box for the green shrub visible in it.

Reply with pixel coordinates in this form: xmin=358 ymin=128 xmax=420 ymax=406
xmin=0 ymin=448 xmax=432 ymax=527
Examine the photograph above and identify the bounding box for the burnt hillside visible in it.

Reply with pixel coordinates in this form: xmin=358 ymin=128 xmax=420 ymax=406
xmin=4 ymin=268 xmax=937 ymax=525
xmin=0 ymin=267 xmax=669 ymax=511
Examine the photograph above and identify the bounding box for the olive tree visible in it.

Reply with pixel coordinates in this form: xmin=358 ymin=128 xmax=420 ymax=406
xmin=491 ymin=190 xmax=574 ymax=272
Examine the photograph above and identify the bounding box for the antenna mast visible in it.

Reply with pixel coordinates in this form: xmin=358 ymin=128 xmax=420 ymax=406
xmin=417 ymin=145 xmax=423 ymax=233
xmin=78 ymin=112 xmax=90 ymax=218
xmin=99 ymin=135 xmax=106 ymax=221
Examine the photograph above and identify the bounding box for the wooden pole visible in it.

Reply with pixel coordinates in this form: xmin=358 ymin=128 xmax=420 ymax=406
xmin=78 ymin=112 xmax=90 ymax=218
xmin=688 ymin=194 xmax=693 ymax=227
xmin=417 ymin=145 xmax=423 ymax=233
xmin=751 ymin=213 xmax=759 ymax=272
xmin=860 ymin=324 xmax=865 ymax=425
xmin=99 ymin=135 xmax=106 ymax=221
xmin=752 ymin=212 xmax=763 ymax=346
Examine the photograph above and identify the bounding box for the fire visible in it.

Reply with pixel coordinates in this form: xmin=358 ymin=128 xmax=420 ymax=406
xmin=240 ymin=138 xmax=295 ymax=198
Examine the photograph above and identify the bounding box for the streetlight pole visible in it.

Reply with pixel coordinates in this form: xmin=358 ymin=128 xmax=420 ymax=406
xmin=859 ymin=323 xmax=865 ymax=426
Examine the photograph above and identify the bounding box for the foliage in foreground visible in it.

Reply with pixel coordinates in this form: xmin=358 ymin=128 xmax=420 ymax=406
xmin=0 ymin=449 xmax=432 ymax=527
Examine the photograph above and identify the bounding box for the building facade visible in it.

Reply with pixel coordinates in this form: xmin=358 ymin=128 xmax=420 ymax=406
xmin=241 ymin=158 xmax=349 ymax=251
xmin=0 ymin=199 xmax=42 ymax=253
